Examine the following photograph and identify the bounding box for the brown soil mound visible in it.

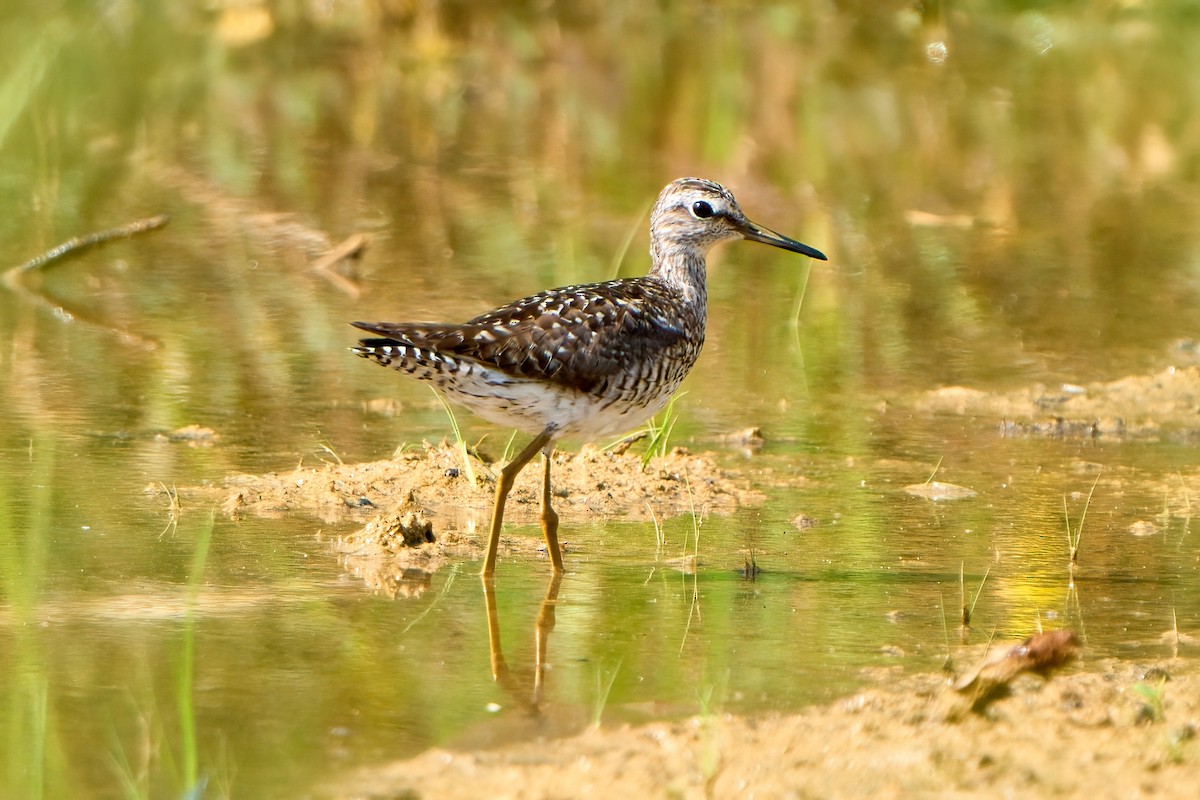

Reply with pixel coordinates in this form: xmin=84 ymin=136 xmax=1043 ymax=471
xmin=207 ymin=442 xmax=764 ymax=586
xmin=220 ymin=442 xmax=760 ymax=525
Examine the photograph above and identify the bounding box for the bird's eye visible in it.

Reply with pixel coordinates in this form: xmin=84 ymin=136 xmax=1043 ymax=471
xmin=691 ymin=200 xmax=715 ymax=219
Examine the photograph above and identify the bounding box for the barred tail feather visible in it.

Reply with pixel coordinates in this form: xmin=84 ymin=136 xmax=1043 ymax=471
xmin=352 ymin=339 xmax=478 ymax=384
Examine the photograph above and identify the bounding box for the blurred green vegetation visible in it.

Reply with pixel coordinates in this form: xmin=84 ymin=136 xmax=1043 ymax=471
xmin=2 ymin=1 xmax=1200 ymax=796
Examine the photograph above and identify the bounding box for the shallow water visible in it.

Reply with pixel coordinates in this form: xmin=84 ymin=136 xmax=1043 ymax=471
xmin=2 ymin=2 xmax=1200 ymax=797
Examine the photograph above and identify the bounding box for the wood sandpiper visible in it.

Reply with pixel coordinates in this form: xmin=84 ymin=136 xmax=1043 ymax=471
xmin=352 ymin=177 xmax=827 ymax=579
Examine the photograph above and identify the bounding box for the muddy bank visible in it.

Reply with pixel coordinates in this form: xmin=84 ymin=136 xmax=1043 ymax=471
xmin=331 ymin=655 xmax=1200 ymax=799
xmin=916 ymin=364 xmax=1200 ymax=438
xmin=218 ymin=441 xmax=761 ymax=526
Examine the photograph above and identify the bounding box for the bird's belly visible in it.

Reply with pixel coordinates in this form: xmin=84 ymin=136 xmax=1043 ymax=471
xmin=439 ymin=366 xmax=682 ymax=442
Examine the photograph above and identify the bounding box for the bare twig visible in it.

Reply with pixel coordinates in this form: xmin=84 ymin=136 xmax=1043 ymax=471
xmin=7 ymin=214 xmax=169 ymax=276
xmin=4 ymin=214 xmax=170 ymax=348
xmin=310 ymin=233 xmax=367 ymax=298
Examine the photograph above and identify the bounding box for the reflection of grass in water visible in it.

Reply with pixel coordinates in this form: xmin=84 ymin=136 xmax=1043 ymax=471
xmin=402 ymin=564 xmax=460 ymax=634
xmin=697 ymin=676 xmax=727 ymax=792
xmin=647 ymin=503 xmax=665 ymax=558
xmin=106 ymin=697 xmax=165 ymax=800
xmin=99 ymin=510 xmax=217 ymax=796
xmin=678 ymin=474 xmax=703 ymax=654
xmin=589 ymin=659 xmax=622 ymax=730
xmin=107 ymin=514 xmax=216 ymax=799
xmin=0 ymin=27 xmax=58 ymax=148
xmin=1176 ymin=472 xmax=1192 ymax=517
xmin=158 ymin=483 xmax=181 ymax=540
xmin=22 ymin=678 xmax=48 ymax=800
xmin=4 ymin=431 xmax=61 ymax=798
xmin=177 ymin=512 xmax=214 ymax=798
xmin=107 ymin=720 xmax=143 ymax=799
xmin=787 ymin=257 xmax=815 ymax=343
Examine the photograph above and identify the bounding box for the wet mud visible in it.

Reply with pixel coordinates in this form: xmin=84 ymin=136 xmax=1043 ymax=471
xmin=916 ymin=364 xmax=1200 ymax=439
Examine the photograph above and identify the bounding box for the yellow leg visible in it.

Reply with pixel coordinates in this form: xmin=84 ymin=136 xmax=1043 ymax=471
xmin=540 ymin=449 xmax=563 ymax=573
xmin=482 ymin=427 xmax=556 ymax=580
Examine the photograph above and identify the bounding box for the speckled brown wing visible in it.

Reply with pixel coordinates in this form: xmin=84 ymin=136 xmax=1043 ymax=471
xmin=352 ymin=278 xmax=696 ymax=394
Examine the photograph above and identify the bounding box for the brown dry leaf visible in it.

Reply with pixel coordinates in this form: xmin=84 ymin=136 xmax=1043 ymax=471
xmin=946 ymin=629 xmax=1081 ymax=719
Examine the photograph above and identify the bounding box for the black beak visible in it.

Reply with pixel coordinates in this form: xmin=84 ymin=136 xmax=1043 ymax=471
xmin=740 ymin=219 xmax=827 ymax=261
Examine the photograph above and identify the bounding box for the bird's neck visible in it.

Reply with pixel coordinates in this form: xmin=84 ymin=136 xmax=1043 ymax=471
xmin=649 ymin=243 xmax=709 ymax=311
